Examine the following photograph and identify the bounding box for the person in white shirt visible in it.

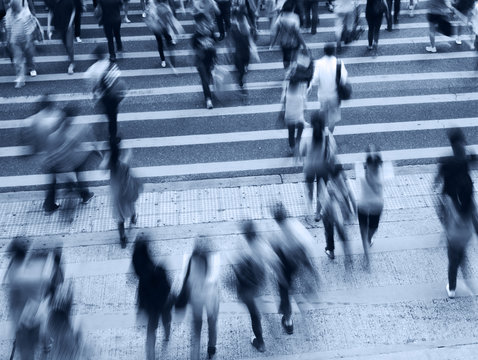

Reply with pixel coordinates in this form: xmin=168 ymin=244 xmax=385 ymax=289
xmin=308 ymin=43 xmax=347 ymax=133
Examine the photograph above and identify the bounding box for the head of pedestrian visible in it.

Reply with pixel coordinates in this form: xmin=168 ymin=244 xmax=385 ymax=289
xmin=134 ymin=234 xmax=151 ymax=256
xmin=8 ymin=236 xmax=30 ymax=261
xmin=311 ymin=111 xmax=326 ymax=141
xmin=366 ymin=144 xmax=383 ymax=169
xmin=272 ymin=202 xmax=288 ymax=224
xmin=10 ymin=0 xmax=21 ymax=14
xmin=242 ymin=220 xmax=257 ymax=243
xmin=324 ymin=43 xmax=336 ymax=57
xmin=92 ymin=45 xmax=108 ymax=61
xmin=448 ymin=128 xmax=466 ymax=158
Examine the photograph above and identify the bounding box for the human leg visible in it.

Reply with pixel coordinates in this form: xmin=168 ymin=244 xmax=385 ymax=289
xmin=296 ymin=122 xmax=304 ymax=147
xmin=242 ymin=294 xmax=264 ymax=348
xmin=447 ymin=245 xmax=464 ymax=291
xmin=113 ymin=20 xmax=123 ymax=51
xmin=103 ymin=22 xmax=116 ymax=59
xmin=206 ymin=294 xmax=219 ymax=358
xmin=288 ymin=124 xmax=296 ymax=149
xmin=155 ymin=33 xmax=166 ymax=61
xmin=190 ymin=303 xmax=203 ymax=360
xmin=146 ymin=313 xmax=159 ymax=360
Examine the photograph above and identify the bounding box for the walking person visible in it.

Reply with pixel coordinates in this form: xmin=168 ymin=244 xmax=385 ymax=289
xmin=192 ymin=12 xmax=217 ymax=109
xmin=304 ymin=0 xmax=319 ymax=34
xmin=176 ymin=238 xmax=220 ymax=360
xmin=215 ymin=0 xmax=231 ymax=40
xmin=132 ymin=235 xmax=172 ymax=359
xmin=335 ymin=0 xmax=354 ymax=49
xmin=308 ymin=42 xmax=348 ymax=133
xmin=5 ymin=0 xmax=37 ymax=88
xmin=98 ymin=0 xmax=123 ymax=61
xmin=385 ymin=0 xmax=400 ymax=30
xmin=109 ymin=144 xmax=142 ymax=248
xmin=52 ymin=0 xmax=76 ymax=73
xmin=301 ymin=111 xmax=336 ymax=221
xmin=356 ymin=145 xmax=384 ymax=264
xmin=425 ymin=0 xmax=453 ymax=52
xmin=270 ymin=1 xmax=307 ymax=68
xmin=365 ymin=0 xmax=386 ymax=55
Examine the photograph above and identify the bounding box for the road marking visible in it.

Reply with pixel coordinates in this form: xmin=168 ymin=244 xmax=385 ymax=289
xmin=0 ymin=145 xmax=474 ymax=188
xmin=2 ymin=35 xmax=474 ymax=65
xmin=1 ymin=92 xmax=478 ymax=129
xmin=1 ymin=117 xmax=477 ymax=157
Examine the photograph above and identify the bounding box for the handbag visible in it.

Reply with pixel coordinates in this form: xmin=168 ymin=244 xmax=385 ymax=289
xmin=336 ymin=60 xmax=352 ymax=101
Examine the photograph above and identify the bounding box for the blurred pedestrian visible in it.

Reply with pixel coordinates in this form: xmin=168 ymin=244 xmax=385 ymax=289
xmin=51 ymin=0 xmax=76 ymax=73
xmin=334 ymin=0 xmax=354 ymax=48
xmin=192 ymin=12 xmax=217 ymax=109
xmin=42 ymin=104 xmax=95 ymax=213
xmin=84 ymin=45 xmax=126 ymax=148
xmin=270 ymin=1 xmax=306 ymax=68
xmin=280 ymin=50 xmax=313 ymax=156
xmin=73 ymin=0 xmax=84 ymax=42
xmin=233 ymin=221 xmax=269 ymax=352
xmin=365 ymin=0 xmax=386 ymax=55
xmin=98 ymin=0 xmax=123 ymax=61
xmin=5 ymin=0 xmax=37 ymax=88
xmin=215 ymin=0 xmax=231 ymax=40
xmin=385 ymin=0 xmax=400 ymax=30
xmin=450 ymin=0 xmax=474 ymax=45
xmin=304 ymin=0 xmax=319 ymax=34
xmin=132 ymin=235 xmax=172 ymax=360
xmin=176 ymin=238 xmax=220 ymax=360
xmin=301 ymin=111 xmax=336 ymax=221
xmin=308 ymin=42 xmax=347 ymax=133
xmin=193 ymin=0 xmax=220 ymax=22
xmin=425 ymin=0 xmax=453 ymax=52
xmin=270 ymin=203 xmax=318 ymax=335
xmin=109 ymin=144 xmax=142 ymax=248
xmin=320 ymin=163 xmax=355 ymax=262
xmin=357 ymin=145 xmax=384 ymax=261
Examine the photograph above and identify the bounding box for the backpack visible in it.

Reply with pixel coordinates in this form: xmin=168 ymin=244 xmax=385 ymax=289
xmin=278 ymin=16 xmax=299 ymax=48
xmin=234 ymin=254 xmax=265 ymax=295
xmin=289 ymin=57 xmax=314 ymax=85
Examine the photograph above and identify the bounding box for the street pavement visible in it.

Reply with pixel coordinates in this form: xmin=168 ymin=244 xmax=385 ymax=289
xmin=1 ymin=0 xmax=478 ymax=359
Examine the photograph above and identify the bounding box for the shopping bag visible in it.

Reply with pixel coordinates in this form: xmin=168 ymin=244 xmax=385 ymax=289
xmin=212 ymin=64 xmax=231 ymax=92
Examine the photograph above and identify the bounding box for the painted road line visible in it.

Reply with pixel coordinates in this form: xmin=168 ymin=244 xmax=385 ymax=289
xmin=2 ymin=92 xmax=478 ymax=129
xmin=0 ymin=145 xmax=475 ymax=188
xmin=1 ymin=70 xmax=477 ymax=102
xmin=2 ymin=35 xmax=474 ymax=65
xmin=1 ymin=117 xmax=477 ymax=158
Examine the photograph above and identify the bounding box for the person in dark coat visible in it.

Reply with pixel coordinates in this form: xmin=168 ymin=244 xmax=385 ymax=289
xmin=98 ymin=0 xmax=123 ymax=61
xmin=230 ymin=6 xmax=251 ymax=98
xmin=132 ymin=235 xmax=172 ymax=360
xmin=52 ymin=0 xmax=76 ymax=73
xmin=365 ymin=0 xmax=385 ymax=55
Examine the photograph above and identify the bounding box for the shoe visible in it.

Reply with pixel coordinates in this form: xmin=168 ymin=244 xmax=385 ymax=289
xmin=327 ymin=3 xmax=334 ymax=12
xmin=131 ymin=214 xmax=137 ymax=225
xmin=251 ymin=338 xmax=265 ymax=352
xmin=171 ymin=38 xmax=177 ymax=45
xmin=120 ymin=236 xmax=127 ymax=249
xmin=217 ymin=34 xmax=225 ymax=41
xmin=367 ymin=45 xmax=373 ymax=50
xmin=325 ymin=249 xmax=335 ymax=260
xmin=81 ymin=192 xmax=94 ymax=204
xmin=142 ymin=12 xmax=146 ymax=18
xmin=369 ymin=239 xmax=374 ymax=247
xmin=311 ymin=29 xmax=317 ymax=35
xmin=446 ymin=284 xmax=455 ymax=298
xmin=426 ymin=46 xmax=437 ymax=53
xmin=386 ymin=25 xmax=392 ymax=32
xmin=394 ymin=17 xmax=399 ymax=24
xmin=281 ymin=316 xmax=294 ymax=334
xmin=110 ymin=56 xmax=116 ymax=62
xmin=207 ymin=346 xmax=216 ymax=359
xmin=206 ymin=98 xmax=213 ymax=109
xmin=161 ymin=60 xmax=166 ymax=67
xmin=44 ymin=203 xmax=60 ymax=213
xmin=75 ymin=36 xmax=82 ymax=43
xmin=314 ymin=212 xmax=322 ymax=222
xmin=124 ymin=17 xmax=131 ymax=23
xmin=68 ymin=63 xmax=74 ymax=74
xmin=29 ymin=70 xmax=37 ymax=77
xmin=14 ymin=77 xmax=25 ymax=88
xmin=456 ymin=37 xmax=462 ymax=45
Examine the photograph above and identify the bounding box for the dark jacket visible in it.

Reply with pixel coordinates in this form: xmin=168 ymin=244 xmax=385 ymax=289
xmin=99 ymin=0 xmax=122 ymax=24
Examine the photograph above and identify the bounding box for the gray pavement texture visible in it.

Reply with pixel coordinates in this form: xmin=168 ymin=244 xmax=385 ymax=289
xmin=2 ymin=165 xmax=478 ymax=359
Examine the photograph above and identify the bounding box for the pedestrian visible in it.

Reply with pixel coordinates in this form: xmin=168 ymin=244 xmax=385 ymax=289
xmin=425 ymin=0 xmax=453 ymax=52
xmin=385 ymin=0 xmax=400 ymax=30
xmin=357 ymin=145 xmax=384 ymax=261
xmin=365 ymin=0 xmax=386 ymax=55
xmin=451 ymin=0 xmax=475 ymax=45
xmin=73 ymin=0 xmax=84 ymax=42
xmin=304 ymin=0 xmax=319 ymax=34
xmin=270 ymin=203 xmax=318 ymax=335
xmin=84 ymin=45 xmax=126 ymax=147
xmin=334 ymin=0 xmax=354 ymax=48
xmin=192 ymin=12 xmax=217 ymax=109
xmin=193 ymin=0 xmax=220 ymax=22
xmin=98 ymin=0 xmax=123 ymax=61
xmin=123 ymin=0 xmax=131 ymax=22
xmin=145 ymin=0 xmax=182 ymax=67
xmin=42 ymin=104 xmax=95 ymax=213
xmin=301 ymin=111 xmax=336 ymax=221
xmin=215 ymin=0 xmax=231 ymax=40
xmin=4 ymin=0 xmax=37 ymax=88
xmin=280 ymin=50 xmax=313 ymax=156
xmin=176 ymin=237 xmax=220 ymax=360
xmin=233 ymin=221 xmax=269 ymax=352
xmin=308 ymin=42 xmax=348 ymax=133
xmin=51 ymin=0 xmax=76 ymax=74
xmin=270 ymin=0 xmax=307 ymax=68
xmin=320 ymin=163 xmax=355 ymax=262
xmin=109 ymin=144 xmax=142 ymax=248
xmin=132 ymin=235 xmax=172 ymax=360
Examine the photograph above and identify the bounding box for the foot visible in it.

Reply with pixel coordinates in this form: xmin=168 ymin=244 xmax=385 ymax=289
xmin=124 ymin=17 xmax=131 ymax=23
xmin=14 ymin=77 xmax=25 ymax=88
xmin=110 ymin=55 xmax=116 ymax=62
xmin=29 ymin=69 xmax=37 ymax=77
xmin=386 ymin=25 xmax=392 ymax=32
xmin=81 ymin=192 xmax=94 ymax=204
xmin=311 ymin=29 xmax=316 ymax=35
xmin=217 ymin=34 xmax=225 ymax=41
xmin=367 ymin=45 xmax=373 ymax=50
xmin=68 ymin=63 xmax=74 ymax=74
xmin=131 ymin=214 xmax=137 ymax=225
xmin=446 ymin=284 xmax=455 ymax=298
xmin=75 ymin=36 xmax=82 ymax=43
xmin=142 ymin=12 xmax=146 ymax=18
xmin=171 ymin=38 xmax=177 ymax=45
xmin=206 ymin=98 xmax=213 ymax=109
xmin=325 ymin=248 xmax=335 ymax=260
xmin=394 ymin=17 xmax=399 ymax=24
xmin=120 ymin=236 xmax=127 ymax=249
xmin=327 ymin=3 xmax=334 ymax=12
xmin=281 ymin=316 xmax=293 ymax=334
xmin=161 ymin=60 xmax=166 ymax=67
xmin=207 ymin=346 xmax=216 ymax=359
xmin=44 ymin=203 xmax=60 ymax=213
xmin=456 ymin=37 xmax=462 ymax=45
xmin=314 ymin=212 xmax=322 ymax=222
xmin=425 ymin=46 xmax=437 ymax=53
xmin=369 ymin=239 xmax=374 ymax=247
xmin=251 ymin=338 xmax=265 ymax=352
